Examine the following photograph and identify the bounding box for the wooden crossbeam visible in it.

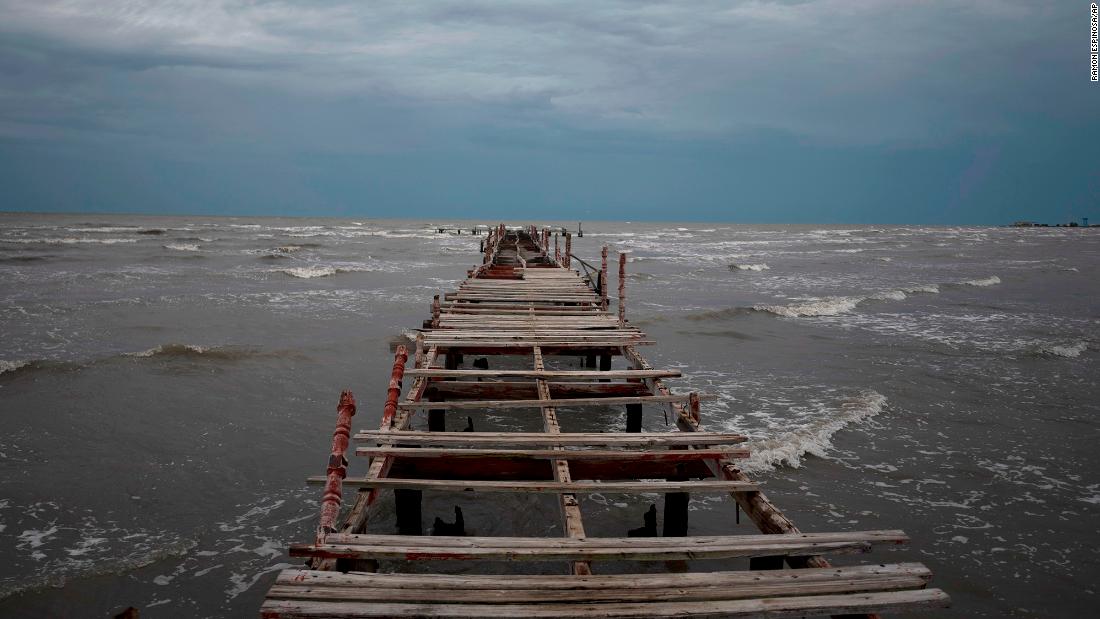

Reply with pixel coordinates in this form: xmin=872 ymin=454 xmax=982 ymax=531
xmin=268 ymin=563 xmax=933 ymax=602
xmin=357 ymin=447 xmax=746 ymax=460
xmin=305 ymin=478 xmax=760 ymax=493
xmin=263 ymin=590 xmax=950 ymax=618
xmin=397 ymin=394 xmax=713 ymax=410
xmin=355 ymin=431 xmax=748 ymax=446
xmin=404 ymin=369 xmax=681 ymax=379
xmin=290 ymin=529 xmax=907 ymax=562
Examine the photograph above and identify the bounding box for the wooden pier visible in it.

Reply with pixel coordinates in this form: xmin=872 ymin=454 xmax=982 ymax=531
xmin=261 ymin=226 xmax=949 ymax=618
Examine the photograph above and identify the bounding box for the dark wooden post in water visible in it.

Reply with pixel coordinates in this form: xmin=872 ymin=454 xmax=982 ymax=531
xmin=618 ymin=251 xmax=627 ymax=327
xmin=626 ymin=403 xmax=642 ymax=433
xmin=554 ymin=234 xmax=560 ymax=264
xmin=663 ymin=463 xmax=690 ymax=537
xmin=316 ymin=390 xmax=356 ymax=543
xmin=600 ymin=245 xmax=609 ymax=310
xmin=564 ymin=233 xmax=572 ymax=268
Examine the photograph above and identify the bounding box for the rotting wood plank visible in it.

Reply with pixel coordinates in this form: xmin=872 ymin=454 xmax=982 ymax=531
xmin=404 ymin=369 xmax=682 ymax=379
xmin=396 ymin=394 xmax=714 ymax=410
xmin=355 ymin=430 xmax=748 ymax=447
xmin=357 ymin=447 xmax=745 ymax=460
xmin=534 ymin=345 xmax=591 ymax=575
xmin=272 ymin=561 xmax=933 ymax=591
xmin=306 ymin=478 xmax=760 ymax=493
xmin=266 ymin=576 xmax=928 ymax=606
xmin=261 ymin=589 xmax=950 ymax=619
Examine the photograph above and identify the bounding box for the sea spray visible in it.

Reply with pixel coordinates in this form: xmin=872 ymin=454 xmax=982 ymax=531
xmin=741 ymin=390 xmax=887 ymax=474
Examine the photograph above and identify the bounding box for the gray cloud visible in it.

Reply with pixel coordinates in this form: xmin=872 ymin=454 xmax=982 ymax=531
xmin=1 ymin=0 xmax=1085 ymax=146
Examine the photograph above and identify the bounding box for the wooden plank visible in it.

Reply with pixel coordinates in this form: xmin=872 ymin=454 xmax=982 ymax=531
xmin=355 ymin=431 xmax=748 ymax=447
xmin=267 ymin=573 xmax=930 ymax=605
xmin=319 ymin=530 xmax=909 ymax=549
xmin=357 ymin=447 xmax=746 ymax=460
xmin=404 ymin=369 xmax=681 ymax=379
xmin=397 ymin=394 xmax=714 ymax=410
xmin=533 ymin=345 xmax=590 ymax=576
xmin=423 ymin=340 xmax=654 ymax=348
xmin=272 ymin=562 xmax=933 ymax=590
xmin=306 ymin=478 xmax=760 ymax=493
xmin=262 ymin=589 xmax=951 ymax=618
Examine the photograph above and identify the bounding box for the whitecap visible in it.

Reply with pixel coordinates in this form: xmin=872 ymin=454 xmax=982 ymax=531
xmin=742 ymin=391 xmax=887 ymax=473
xmin=729 ymin=263 xmax=770 ymax=272
xmin=163 ymin=243 xmax=200 ymax=252
xmin=1032 ymin=342 xmax=1088 ymax=358
xmin=960 ymin=276 xmax=1001 ymax=287
xmin=276 ymin=266 xmax=338 ymax=279
xmin=754 ymin=297 xmax=862 ymax=317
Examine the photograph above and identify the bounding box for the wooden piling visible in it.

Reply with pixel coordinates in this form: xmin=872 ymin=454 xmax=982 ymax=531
xmin=316 ymin=390 xmax=356 ymax=542
xmin=618 ymin=251 xmax=627 ymax=327
xmin=600 ymin=245 xmax=609 ymax=310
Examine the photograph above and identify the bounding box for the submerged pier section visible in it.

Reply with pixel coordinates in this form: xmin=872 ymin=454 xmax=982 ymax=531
xmin=261 ymin=225 xmax=949 ymax=618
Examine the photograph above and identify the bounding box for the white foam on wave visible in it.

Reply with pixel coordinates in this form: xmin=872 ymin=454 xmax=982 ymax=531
xmin=960 ymin=275 xmax=1001 ymax=287
xmin=754 ymin=297 xmax=862 ymax=317
xmin=902 ymin=284 xmax=940 ymax=294
xmin=163 ymin=243 xmax=200 ymax=252
xmin=1033 ymin=341 xmax=1088 ymax=358
xmin=742 ymin=391 xmax=887 ymax=473
xmin=124 ymin=344 xmax=210 ymax=358
xmin=277 ymin=266 xmax=338 ymax=279
xmin=0 ymin=360 xmax=31 ymax=375
xmin=729 ymin=263 xmax=770 ymax=271
xmin=1 ymin=237 xmax=138 ymax=245
xmin=753 ymin=283 xmax=942 ymax=318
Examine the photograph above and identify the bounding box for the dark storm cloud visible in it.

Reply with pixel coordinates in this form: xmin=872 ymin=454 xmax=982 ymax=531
xmin=0 ymin=1 xmax=1095 ymax=222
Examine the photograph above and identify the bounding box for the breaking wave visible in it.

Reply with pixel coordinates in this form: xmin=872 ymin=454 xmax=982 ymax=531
xmin=0 ymin=359 xmax=34 ymax=375
xmin=275 ymin=264 xmax=375 ymax=278
xmin=277 ymin=266 xmax=339 ymax=279
xmin=163 ymin=243 xmax=200 ymax=251
xmin=0 ymin=237 xmax=138 ymax=245
xmin=1028 ymin=341 xmax=1088 ymax=358
xmin=729 ymin=263 xmax=770 ymax=271
xmin=752 ymin=286 xmax=938 ymax=317
xmin=693 ymin=283 xmax=944 ymax=320
xmin=959 ymin=276 xmax=1001 ymax=287
xmin=742 ymin=391 xmax=887 ymax=473
xmin=123 ymin=344 xmax=258 ymax=361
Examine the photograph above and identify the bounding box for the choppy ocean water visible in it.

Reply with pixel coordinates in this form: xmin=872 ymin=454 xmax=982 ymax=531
xmin=0 ymin=213 xmax=1096 ymax=617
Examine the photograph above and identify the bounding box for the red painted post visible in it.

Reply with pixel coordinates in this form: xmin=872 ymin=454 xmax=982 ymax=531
xmin=380 ymin=345 xmax=409 ymax=429
xmin=618 ymin=251 xmax=627 ymax=326
xmin=600 ymin=245 xmax=609 ymax=310
xmin=317 ymin=390 xmax=357 ymax=542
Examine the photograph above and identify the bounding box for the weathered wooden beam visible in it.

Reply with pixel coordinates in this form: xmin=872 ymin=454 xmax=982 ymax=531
xmin=404 ymin=369 xmax=681 ymax=379
xmin=356 ymin=430 xmax=748 ymax=447
xmin=397 ymin=394 xmax=715 ymax=410
xmin=262 ymin=589 xmax=950 ymax=618
xmin=306 ymin=478 xmax=761 ymax=493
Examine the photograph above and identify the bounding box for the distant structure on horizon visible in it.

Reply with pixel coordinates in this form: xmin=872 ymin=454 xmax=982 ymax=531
xmin=1011 ymin=218 xmax=1096 ymax=228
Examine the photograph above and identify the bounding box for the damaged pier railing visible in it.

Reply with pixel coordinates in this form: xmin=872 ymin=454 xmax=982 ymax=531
xmin=261 ymin=225 xmax=949 ymax=618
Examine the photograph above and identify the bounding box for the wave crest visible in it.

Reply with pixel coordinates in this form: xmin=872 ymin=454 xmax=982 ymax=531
xmin=741 ymin=390 xmax=887 ymax=473
xmin=960 ymin=276 xmax=1001 ymax=287
xmin=729 ymin=263 xmax=770 ymax=271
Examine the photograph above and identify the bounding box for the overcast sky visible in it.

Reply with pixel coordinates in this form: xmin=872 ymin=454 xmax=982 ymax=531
xmin=0 ymin=1 xmax=1095 ymax=223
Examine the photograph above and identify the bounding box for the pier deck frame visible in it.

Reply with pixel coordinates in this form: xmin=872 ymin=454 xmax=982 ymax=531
xmin=262 ymin=225 xmax=948 ymax=618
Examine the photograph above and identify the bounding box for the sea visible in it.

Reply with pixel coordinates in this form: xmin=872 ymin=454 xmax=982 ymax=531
xmin=0 ymin=212 xmax=1096 ymax=617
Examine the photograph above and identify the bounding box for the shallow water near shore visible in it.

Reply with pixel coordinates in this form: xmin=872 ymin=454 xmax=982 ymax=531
xmin=1 ymin=213 xmax=1097 ymax=617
